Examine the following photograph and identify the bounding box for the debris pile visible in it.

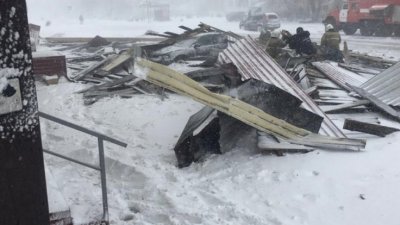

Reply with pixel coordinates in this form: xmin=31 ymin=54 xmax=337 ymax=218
xmin=40 ymin=23 xmax=400 ymax=167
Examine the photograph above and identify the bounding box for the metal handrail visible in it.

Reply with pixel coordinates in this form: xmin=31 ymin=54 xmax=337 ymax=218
xmin=39 ymin=112 xmax=127 ymax=147
xmin=39 ymin=111 xmax=127 ymax=224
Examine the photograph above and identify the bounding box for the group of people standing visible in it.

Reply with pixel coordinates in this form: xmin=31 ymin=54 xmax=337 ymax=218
xmin=259 ymin=24 xmax=343 ymax=62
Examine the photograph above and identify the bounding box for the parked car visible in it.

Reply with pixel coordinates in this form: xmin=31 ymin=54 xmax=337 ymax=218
xmin=149 ymin=32 xmax=228 ymax=64
xmin=239 ymin=12 xmax=281 ymax=32
xmin=226 ymin=11 xmax=246 ymax=22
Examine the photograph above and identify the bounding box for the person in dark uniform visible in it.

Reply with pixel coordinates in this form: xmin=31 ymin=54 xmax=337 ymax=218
xmin=288 ymin=27 xmax=316 ymax=55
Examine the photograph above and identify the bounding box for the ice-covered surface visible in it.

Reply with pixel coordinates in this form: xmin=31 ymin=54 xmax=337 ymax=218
xmin=37 ymin=74 xmax=400 ymax=225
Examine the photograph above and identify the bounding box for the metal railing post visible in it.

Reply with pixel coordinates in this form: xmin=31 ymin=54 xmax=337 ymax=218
xmin=98 ymin=138 xmax=109 ymax=223
xmin=39 ymin=111 xmax=127 ymax=225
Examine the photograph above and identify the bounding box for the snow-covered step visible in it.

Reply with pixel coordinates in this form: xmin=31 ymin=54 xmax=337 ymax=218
xmin=45 ymin=164 xmax=73 ymax=225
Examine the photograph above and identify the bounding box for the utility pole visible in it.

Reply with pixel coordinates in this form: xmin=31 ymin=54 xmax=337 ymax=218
xmin=0 ymin=0 xmax=50 ymax=225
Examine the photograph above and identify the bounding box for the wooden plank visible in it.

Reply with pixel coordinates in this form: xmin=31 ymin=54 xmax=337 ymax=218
xmin=72 ymin=56 xmax=112 ymax=81
xmin=185 ymin=68 xmax=225 ymax=79
xmin=309 ymin=77 xmax=341 ymax=89
xmin=306 ymin=68 xmax=325 ymax=78
xmin=304 ymin=86 xmax=318 ymax=96
xmin=350 ymin=85 xmax=400 ymax=121
xmin=131 ymin=86 xmax=150 ymax=94
xmin=81 ymin=78 xmax=106 ymax=84
xmin=349 ymin=52 xmax=397 ymax=66
xmin=77 ymin=76 xmax=139 ymax=93
xmin=179 ymin=25 xmax=193 ymax=32
xmin=83 ymin=88 xmax=137 ymax=98
xmin=322 ymin=100 xmax=370 ymax=113
xmin=343 ymin=119 xmax=400 ymax=137
xmin=258 ymin=133 xmax=314 ymax=152
xmin=314 ymin=99 xmax=357 ymax=105
xmin=164 ymin=31 xmax=180 ymax=37
xmin=318 ymin=89 xmax=354 ymax=98
xmin=101 ymin=48 xmax=134 ymax=72
xmin=67 ymin=64 xmax=85 ymax=71
xmin=318 ymin=96 xmax=358 ymax=102
xmin=338 ymin=63 xmax=381 ymax=75
xmin=199 ymin=22 xmax=243 ymax=40
xmin=259 ymin=143 xmax=315 ymax=151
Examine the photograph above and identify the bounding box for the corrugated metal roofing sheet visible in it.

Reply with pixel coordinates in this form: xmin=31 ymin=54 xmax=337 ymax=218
xmin=312 ymin=61 xmax=368 ymax=92
xmin=218 ymin=36 xmax=346 ymax=138
xmin=359 ymin=62 xmax=400 ymax=106
xmin=136 ymin=58 xmax=365 ymax=150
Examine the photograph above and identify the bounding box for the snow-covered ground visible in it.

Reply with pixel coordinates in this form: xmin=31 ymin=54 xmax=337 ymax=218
xmin=33 ymin=17 xmax=400 ymax=225
xmin=38 ymin=78 xmax=400 ymax=225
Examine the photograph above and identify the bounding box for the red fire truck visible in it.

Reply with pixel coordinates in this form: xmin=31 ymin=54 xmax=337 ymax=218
xmin=324 ymin=0 xmax=400 ymax=36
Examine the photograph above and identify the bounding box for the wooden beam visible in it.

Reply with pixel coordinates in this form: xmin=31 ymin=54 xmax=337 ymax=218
xmin=179 ymin=25 xmax=193 ymax=32
xmin=144 ymin=31 xmax=173 ymax=38
xmin=101 ymin=48 xmax=134 ymax=73
xmin=349 ymin=52 xmax=397 ymax=66
xmin=164 ymin=31 xmax=180 ymax=37
xmin=343 ymin=119 xmax=400 ymax=137
xmin=304 ymin=86 xmax=318 ymax=96
xmin=77 ymin=76 xmax=139 ymax=93
xmin=72 ymin=56 xmax=113 ymax=81
xmin=322 ymin=99 xmax=370 ymax=113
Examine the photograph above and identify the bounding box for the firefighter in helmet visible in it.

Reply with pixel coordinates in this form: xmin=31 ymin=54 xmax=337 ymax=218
xmin=266 ymin=29 xmax=286 ymax=58
xmin=321 ymin=24 xmax=343 ymax=62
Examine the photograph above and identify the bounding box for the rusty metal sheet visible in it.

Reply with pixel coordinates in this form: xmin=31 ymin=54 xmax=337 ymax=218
xmin=218 ymin=36 xmax=345 ymax=138
xmin=359 ymin=62 xmax=400 ymax=106
xmin=312 ymin=61 xmax=368 ymax=92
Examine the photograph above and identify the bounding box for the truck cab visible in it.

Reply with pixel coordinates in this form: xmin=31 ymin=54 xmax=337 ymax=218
xmin=324 ymin=0 xmax=400 ymax=36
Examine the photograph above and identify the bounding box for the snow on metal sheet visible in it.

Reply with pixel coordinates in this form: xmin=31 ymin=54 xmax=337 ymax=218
xmin=312 ymin=61 xmax=369 ymax=92
xmin=218 ymin=36 xmax=345 ymax=138
xmin=359 ymin=62 xmax=400 ymax=106
xmin=370 ymin=4 xmax=389 ymax=11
